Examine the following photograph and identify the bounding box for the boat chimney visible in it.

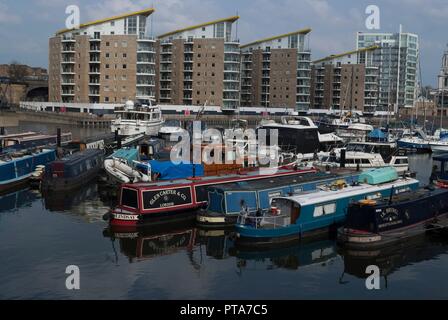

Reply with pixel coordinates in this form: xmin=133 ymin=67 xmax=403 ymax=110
xmin=340 ymin=149 xmax=346 ymax=168
xmin=114 ymin=129 xmax=119 ymax=142
xmin=117 ymin=136 xmax=122 ymax=149
xmin=57 ymin=128 xmax=61 ymax=147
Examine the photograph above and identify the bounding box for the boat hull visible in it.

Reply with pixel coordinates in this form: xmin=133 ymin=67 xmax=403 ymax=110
xmin=338 ymin=188 xmax=448 ymax=250
xmin=397 ymin=140 xmax=431 ymax=153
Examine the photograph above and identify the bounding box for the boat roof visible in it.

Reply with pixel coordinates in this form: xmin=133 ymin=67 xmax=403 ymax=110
xmin=274 ymin=177 xmax=418 ymax=207
xmin=372 ymin=187 xmax=448 ymax=206
xmin=126 ymin=168 xmax=317 ymax=189
xmin=208 ymin=171 xmax=339 ymax=192
xmin=55 ymin=149 xmax=103 ymax=165
xmin=110 ymin=148 xmax=138 ymax=159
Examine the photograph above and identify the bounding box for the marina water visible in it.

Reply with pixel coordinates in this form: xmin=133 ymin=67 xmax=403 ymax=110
xmin=0 ymin=128 xmax=448 ymax=299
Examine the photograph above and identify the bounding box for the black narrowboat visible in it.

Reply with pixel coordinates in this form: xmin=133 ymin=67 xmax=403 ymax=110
xmin=338 ymin=186 xmax=448 ymax=249
xmin=42 ymin=149 xmax=104 ymax=192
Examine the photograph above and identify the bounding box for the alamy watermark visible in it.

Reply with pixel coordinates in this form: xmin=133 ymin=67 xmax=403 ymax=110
xmin=65 ymin=5 xmax=80 ymax=30
xmin=169 ymin=121 xmax=281 ymax=175
xmin=65 ymin=265 xmax=80 ymax=290
xmin=365 ymin=265 xmax=380 ymax=290
xmin=365 ymin=5 xmax=380 ymax=30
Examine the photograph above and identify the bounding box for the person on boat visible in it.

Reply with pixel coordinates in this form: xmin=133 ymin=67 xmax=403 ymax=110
xmin=329 ymin=150 xmax=337 ymax=163
xmin=430 ymin=164 xmax=439 ymax=185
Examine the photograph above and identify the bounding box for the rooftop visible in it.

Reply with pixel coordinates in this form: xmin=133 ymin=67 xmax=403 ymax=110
xmin=312 ymin=45 xmax=380 ymax=64
xmin=157 ymin=16 xmax=240 ymax=39
xmin=240 ymin=28 xmax=312 ymax=49
xmin=56 ymin=8 xmax=155 ymax=35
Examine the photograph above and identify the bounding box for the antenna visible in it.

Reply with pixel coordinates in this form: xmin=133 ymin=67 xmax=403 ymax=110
xmin=235 ymin=10 xmax=239 ymax=41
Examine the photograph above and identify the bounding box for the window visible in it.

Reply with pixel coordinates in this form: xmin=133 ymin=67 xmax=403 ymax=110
xmin=106 ymin=53 xmax=110 ymax=58
xmin=202 ymin=27 xmax=206 ymax=31
xmin=105 ymin=97 xmax=110 ymax=102
xmin=127 ymin=16 xmax=137 ymax=34
xmin=106 ymin=42 xmax=110 ymax=47
xmin=106 ymin=64 xmax=110 ymax=69
xmin=122 ymin=41 xmax=127 ymax=48
xmin=123 ymin=53 xmax=127 ymax=58
xmin=313 ymin=203 xmax=336 ymax=217
xmin=111 ymin=21 xmax=115 ymax=26
xmin=123 ymin=64 xmax=127 ymax=69
xmin=111 ymin=31 xmax=115 ymax=35
xmin=105 ymin=75 xmax=109 ymax=80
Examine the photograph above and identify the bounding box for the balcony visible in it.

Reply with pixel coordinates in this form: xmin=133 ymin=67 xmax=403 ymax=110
xmin=61 ymin=91 xmax=75 ymax=95
xmin=61 ymin=60 xmax=75 ymax=64
xmin=89 ymin=59 xmax=101 ymax=64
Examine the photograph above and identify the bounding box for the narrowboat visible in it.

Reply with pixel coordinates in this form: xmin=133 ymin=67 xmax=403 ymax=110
xmin=337 ymin=186 xmax=448 ymax=250
xmin=197 ymin=170 xmax=360 ymax=228
xmin=0 ymin=148 xmax=57 ymax=193
xmin=106 ymin=166 xmax=317 ymax=230
xmin=1 ymin=132 xmax=72 ymax=152
xmin=41 ymin=149 xmax=104 ymax=192
xmin=235 ymin=167 xmax=420 ymax=247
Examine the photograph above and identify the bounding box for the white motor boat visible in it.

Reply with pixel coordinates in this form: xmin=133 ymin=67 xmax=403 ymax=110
xmin=316 ymin=146 xmax=409 ymax=174
xmin=111 ymin=100 xmax=164 ymax=137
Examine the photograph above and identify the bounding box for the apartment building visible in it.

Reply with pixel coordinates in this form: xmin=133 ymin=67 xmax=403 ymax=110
xmin=357 ymin=29 xmax=419 ymax=111
xmin=155 ymin=16 xmax=240 ymax=110
xmin=49 ymin=8 xmax=156 ymax=104
xmin=310 ymin=46 xmax=380 ymax=113
xmin=240 ymin=29 xmax=311 ymax=110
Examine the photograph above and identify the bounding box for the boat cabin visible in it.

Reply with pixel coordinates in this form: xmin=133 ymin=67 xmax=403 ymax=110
xmin=206 ymin=172 xmax=358 ymax=217
xmin=432 ymin=154 xmax=448 ymax=182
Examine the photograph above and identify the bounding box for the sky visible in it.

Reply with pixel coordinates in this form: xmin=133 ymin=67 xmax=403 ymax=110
xmin=0 ymin=0 xmax=447 ymax=86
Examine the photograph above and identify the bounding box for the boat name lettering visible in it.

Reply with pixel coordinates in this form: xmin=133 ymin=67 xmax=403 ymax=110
xmin=150 ymin=189 xmax=188 ymax=205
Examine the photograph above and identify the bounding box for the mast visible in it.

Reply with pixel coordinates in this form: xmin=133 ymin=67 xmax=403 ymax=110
xmin=396 ymin=25 xmax=402 ymax=118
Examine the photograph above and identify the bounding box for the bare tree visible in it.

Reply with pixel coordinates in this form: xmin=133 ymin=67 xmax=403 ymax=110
xmin=8 ymin=61 xmax=28 ymax=82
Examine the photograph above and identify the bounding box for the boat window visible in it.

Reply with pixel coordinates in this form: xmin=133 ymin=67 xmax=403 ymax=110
xmin=313 ymin=202 xmax=336 ymax=217
xmin=122 ymin=188 xmax=138 ymax=209
xmin=361 ymin=159 xmax=370 ymax=164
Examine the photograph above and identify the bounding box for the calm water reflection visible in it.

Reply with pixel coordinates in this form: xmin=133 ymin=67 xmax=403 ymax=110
xmin=0 ymin=154 xmax=447 ymax=299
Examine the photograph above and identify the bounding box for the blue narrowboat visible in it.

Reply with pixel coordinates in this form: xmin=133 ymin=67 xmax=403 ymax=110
xmin=42 ymin=149 xmax=104 ymax=192
xmin=235 ymin=167 xmax=420 ymax=247
xmin=338 ymin=186 xmax=448 ymax=250
xmin=0 ymin=149 xmax=57 ymax=193
xmin=197 ymin=171 xmax=361 ymax=227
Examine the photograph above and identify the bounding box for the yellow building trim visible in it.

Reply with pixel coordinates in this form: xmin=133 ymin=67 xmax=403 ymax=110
xmin=240 ymin=28 xmax=312 ymax=48
xmin=56 ymin=8 xmax=155 ymax=35
xmin=313 ymin=45 xmax=380 ymax=64
xmin=157 ymin=16 xmax=240 ymax=39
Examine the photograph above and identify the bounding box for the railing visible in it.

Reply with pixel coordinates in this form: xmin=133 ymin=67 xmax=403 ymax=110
xmin=237 ymin=211 xmax=290 ymax=230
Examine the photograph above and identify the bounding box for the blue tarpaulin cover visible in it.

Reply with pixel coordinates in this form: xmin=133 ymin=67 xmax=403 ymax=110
xmin=367 ymin=128 xmax=386 ymax=140
xmin=136 ymin=160 xmax=204 ymax=180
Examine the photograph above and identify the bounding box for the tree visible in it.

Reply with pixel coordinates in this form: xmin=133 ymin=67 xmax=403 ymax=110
xmin=8 ymin=61 xmax=28 ymax=82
